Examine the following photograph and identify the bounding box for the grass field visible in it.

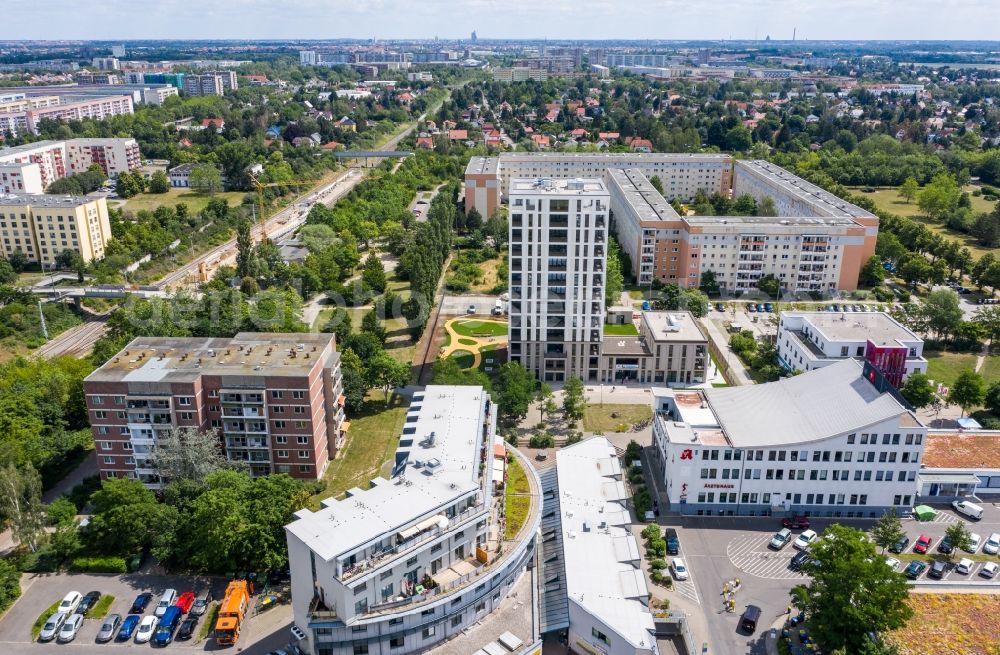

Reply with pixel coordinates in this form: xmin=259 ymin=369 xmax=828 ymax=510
xmin=504 ymin=455 xmax=531 ymax=540
xmin=115 ymin=188 xmax=245 ymax=215
xmin=977 ymin=355 xmax=1000 ymax=386
xmin=583 ymin=404 xmax=652 ymax=432
xmin=457 ymin=338 xmax=478 ymax=346
xmin=310 ymin=396 xmax=407 ymax=507
xmin=469 ymin=256 xmax=505 ymax=294
xmin=449 ymin=349 xmax=475 ymax=369
xmin=451 ymin=319 xmax=508 ymax=338
xmin=604 ymin=323 xmax=639 ymax=336
xmin=88 ymin=595 xmax=115 ymax=620
xmin=888 ymin=594 xmax=999 ymax=655
xmin=925 ymin=350 xmax=979 ymax=387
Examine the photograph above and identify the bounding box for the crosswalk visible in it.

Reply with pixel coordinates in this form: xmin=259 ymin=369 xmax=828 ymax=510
xmin=726 ymin=534 xmax=806 ymax=581
xmin=672 ymin=576 xmax=701 ymax=605
xmin=907 ymin=511 xmax=960 ymax=525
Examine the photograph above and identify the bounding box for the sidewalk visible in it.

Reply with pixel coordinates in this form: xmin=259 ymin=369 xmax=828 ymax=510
xmin=700 ymin=317 xmax=754 ymax=386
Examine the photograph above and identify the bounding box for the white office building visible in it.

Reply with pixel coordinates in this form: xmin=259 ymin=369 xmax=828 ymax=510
xmin=508 ymin=177 xmax=609 ymax=382
xmin=651 ymin=359 xmax=926 ymax=517
xmin=285 ymin=386 xmax=541 ymax=655
xmin=537 ymin=437 xmax=658 ymax=655
xmin=777 ymin=311 xmax=926 ymax=384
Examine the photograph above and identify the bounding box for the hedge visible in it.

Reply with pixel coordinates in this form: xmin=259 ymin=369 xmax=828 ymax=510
xmin=69 ymin=556 xmax=127 ymax=574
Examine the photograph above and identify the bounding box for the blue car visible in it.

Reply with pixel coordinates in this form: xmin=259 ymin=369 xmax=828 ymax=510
xmin=152 ymin=606 xmax=182 ymax=647
xmin=764 ymin=303 xmax=774 ymax=312
xmin=116 ymin=615 xmax=140 ymax=642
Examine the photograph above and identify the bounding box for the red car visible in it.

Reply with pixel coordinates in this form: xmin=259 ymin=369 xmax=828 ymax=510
xmin=913 ymin=535 xmax=932 ymax=554
xmin=782 ymin=516 xmax=810 ymax=530
xmin=173 ymin=592 xmax=196 ymax=613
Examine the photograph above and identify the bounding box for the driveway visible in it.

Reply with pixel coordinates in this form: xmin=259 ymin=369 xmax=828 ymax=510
xmin=439 ymin=294 xmax=501 ymax=317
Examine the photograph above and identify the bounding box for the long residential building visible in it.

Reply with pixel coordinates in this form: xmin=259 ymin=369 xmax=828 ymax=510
xmin=83 ymin=333 xmax=347 ymax=486
xmin=651 ymin=359 xmax=926 ymax=517
xmin=0 ymin=94 xmax=134 ymax=137
xmin=0 ymin=138 xmax=141 ymax=194
xmin=467 ymin=153 xmax=877 ymax=293
xmin=508 ymin=177 xmax=609 ymax=382
xmin=183 ymin=71 xmax=238 ymax=97
xmin=285 ymin=386 xmax=541 ymax=655
xmin=0 ymin=193 xmax=112 ymax=267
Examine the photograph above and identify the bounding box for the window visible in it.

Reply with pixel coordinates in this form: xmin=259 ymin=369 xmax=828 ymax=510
xmin=297 ymin=436 xmax=309 ymax=444
xmin=100 ymin=441 xmax=112 ymax=450
xmin=422 ymin=626 xmax=436 ymax=639
xmin=351 ymin=625 xmax=367 ymax=633
xmin=354 ymin=582 xmax=367 ymax=594
xmin=294 ymin=406 xmax=305 ymax=414
xmin=354 ymin=599 xmax=368 ymax=614
xmin=276 ymin=436 xmax=287 ymax=444
xmin=451 ymin=615 xmax=462 ymax=628
xmin=353 ymin=646 xmax=369 ymax=655
xmin=293 ymin=390 xmax=305 ymax=399
xmin=178 ymin=397 xmax=191 ymax=406
xmin=103 ymin=456 xmax=115 ymax=464
xmin=592 ymin=627 xmax=610 ymax=646
xmin=114 ymin=396 xmax=125 ymax=404
xmin=94 ymin=410 xmax=106 ymax=419
xmin=92 ymin=395 xmax=104 ymax=405
xmin=276 ymin=450 xmax=288 ymax=458
xmin=274 ymin=421 xmax=286 ymax=428
xmin=298 ymin=450 xmax=310 ymax=459
xmin=271 ymin=390 xmax=283 ymax=399
xmin=389 ymin=636 xmax=404 ymax=649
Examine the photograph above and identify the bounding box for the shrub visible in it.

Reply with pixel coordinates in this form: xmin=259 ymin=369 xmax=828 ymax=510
xmin=565 ymin=432 xmax=583 ymax=445
xmin=529 ymin=432 xmax=555 ymax=448
xmin=872 ymin=286 xmax=895 ymax=303
xmin=67 ymin=475 xmax=101 ymax=511
xmin=641 ymin=525 xmax=661 ymax=541
xmin=69 ymin=556 xmax=128 ymax=574
xmin=649 ymin=558 xmax=667 ymax=570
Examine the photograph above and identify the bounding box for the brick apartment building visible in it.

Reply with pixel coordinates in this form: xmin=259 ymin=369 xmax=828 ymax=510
xmin=84 ymin=333 xmax=347 ymax=486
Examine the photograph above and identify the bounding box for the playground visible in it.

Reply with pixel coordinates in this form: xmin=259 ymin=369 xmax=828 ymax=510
xmin=440 ymin=318 xmax=508 ymax=371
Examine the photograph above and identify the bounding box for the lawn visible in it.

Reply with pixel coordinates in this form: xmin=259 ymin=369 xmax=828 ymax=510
xmin=450 ymin=319 xmax=507 ymax=338
xmin=115 ymin=188 xmax=245 ymax=215
xmin=504 ymin=454 xmax=531 ymax=540
xmin=604 ymin=323 xmax=639 ymax=336
xmin=457 ymin=338 xmax=478 ymax=346
xmin=196 ymin=602 xmax=219 ymax=642
xmin=32 ymin=601 xmax=61 ymax=639
xmin=888 ymin=594 xmax=999 ymax=655
xmin=924 ymin=350 xmax=979 ymax=388
xmin=976 ymin=354 xmax=1000 ymax=386
xmin=449 ymin=349 xmax=475 ymax=369
xmin=469 ymin=255 xmax=505 ymax=294
xmin=310 ymin=396 xmax=407 ymax=507
xmin=583 ymin=403 xmax=652 ymax=433
xmin=89 ymin=594 xmax=115 ymax=620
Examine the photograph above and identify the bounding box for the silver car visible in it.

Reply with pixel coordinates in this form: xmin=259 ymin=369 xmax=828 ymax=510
xmin=57 ymin=613 xmax=84 ymax=643
xmin=38 ymin=611 xmax=67 ymax=642
xmin=96 ymin=613 xmax=122 ymax=642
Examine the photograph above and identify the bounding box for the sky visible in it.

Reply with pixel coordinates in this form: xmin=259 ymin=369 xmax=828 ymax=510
xmin=6 ymin=0 xmax=1000 ymax=42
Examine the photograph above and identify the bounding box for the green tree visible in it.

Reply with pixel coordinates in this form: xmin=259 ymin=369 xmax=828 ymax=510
xmin=189 ymin=165 xmax=224 ymax=195
xmin=322 ymin=308 xmax=353 ymax=348
xmin=757 ymin=274 xmax=781 ymax=299
xmin=859 ymin=255 xmax=886 ymax=288
xmin=649 ymin=175 xmax=664 ymax=194
xmin=0 ymin=259 xmax=16 ymax=285
xmin=430 ymin=356 xmax=492 ymax=387
xmin=920 ymin=289 xmax=963 ymax=340
xmin=0 ymin=464 xmax=45 ymax=552
xmin=950 ymin=370 xmax=985 ymax=417
xmin=361 ymin=308 xmax=387 ymax=345
xmin=973 ymin=305 xmax=1000 ymax=351
xmin=917 ymin=173 xmax=961 ymax=220
xmin=46 ymin=496 xmax=77 ymax=526
xmin=148 ymin=170 xmax=170 ymax=194
xmin=792 ymin=524 xmax=913 ymax=653
xmin=870 ymin=510 xmax=906 ymax=553
xmin=680 ymin=288 xmax=710 ymax=318
xmin=898 ymin=177 xmax=919 ymax=203
xmin=493 ymin=362 xmax=537 ymax=423
xmin=971 ymin=210 xmax=1000 ymax=247
xmin=49 ymin=519 xmax=82 ymax=561
xmin=235 ymin=220 xmax=258 ymax=280
xmin=724 ymin=125 xmax=752 ymax=151
xmin=153 ymin=428 xmax=244 ymax=484
xmin=0 ymin=559 xmax=21 ymax=613
xmin=536 ymin=383 xmax=556 ymax=424
xmin=562 ymin=376 xmax=586 ymax=424
xmin=369 ymin=352 xmax=410 ymax=401
xmin=7 ymin=250 xmax=27 ymax=273
xmin=900 ymin=372 xmax=935 ymax=409
xmin=339 ymin=348 xmax=370 ymax=413
xmin=699 ymin=269 xmax=720 ymax=297
xmin=757 ymin=196 xmax=777 ymax=217
xmin=465 ymin=207 xmax=483 ymax=233
xmin=605 ymin=237 xmax=625 ymax=305
xmin=985 ymin=381 xmax=1000 ymax=417
xmin=943 ymin=522 xmax=972 ymax=560
xmin=898 ymin=255 xmax=931 ymax=288
xmin=87 ymin=478 xmax=175 ymax=556
xmin=361 ymin=253 xmax=387 ymax=294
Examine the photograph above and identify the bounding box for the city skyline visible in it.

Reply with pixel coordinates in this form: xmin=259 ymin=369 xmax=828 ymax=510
xmin=4 ymin=0 xmax=1000 ymax=42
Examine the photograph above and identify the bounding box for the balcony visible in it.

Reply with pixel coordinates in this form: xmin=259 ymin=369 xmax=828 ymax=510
xmin=549 ymin=218 xmax=568 ymax=228
xmin=546 ymin=317 xmax=566 ymax=328
xmin=223 ymin=406 xmax=264 ymax=418
xmin=547 ymin=259 xmax=567 ymax=272
xmin=546 ymin=329 xmax=565 ymax=341
xmin=127 ymin=400 xmax=169 ymax=410
xmin=545 ymin=345 xmax=565 ymax=357
xmin=221 ymin=392 xmax=263 ymax=404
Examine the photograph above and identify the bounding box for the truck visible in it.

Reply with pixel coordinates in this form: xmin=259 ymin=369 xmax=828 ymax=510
xmin=214 ymin=581 xmax=250 ymax=647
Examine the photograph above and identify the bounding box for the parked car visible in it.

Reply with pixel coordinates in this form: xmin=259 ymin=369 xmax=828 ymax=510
xmin=747 ymin=304 xmax=756 ymax=313
xmin=467 ymin=304 xmax=476 ymax=314
xmin=116 ymin=615 xmax=140 ymax=642
xmin=955 ymin=558 xmax=975 ymax=575
xmin=153 ymin=606 xmax=183 ymax=647
xmin=129 ymin=592 xmax=153 ymax=614
xmin=764 ymin=303 xmax=774 ymax=312
xmin=782 ymin=516 xmax=810 ymax=530
xmin=937 ymin=536 xmax=954 ymax=554
xmin=928 ymin=560 xmax=948 ymax=579
xmin=671 ymin=558 xmax=689 ymax=581
xmin=965 ymin=533 xmax=981 ymax=553
xmin=884 ymin=556 xmax=901 ymax=570
xmin=913 ymin=534 xmax=932 ymax=554
xmin=176 ymin=616 xmax=199 ymax=641
xmin=57 ymin=613 xmax=85 ymax=643
xmin=190 ymin=592 xmax=212 ymax=617
xmin=135 ymin=615 xmax=157 ymax=644
xmin=96 ymin=614 xmax=122 ymax=643
xmin=770 ymin=528 xmax=792 ymax=549
xmin=952 ymin=499 xmax=984 ymax=520
xmin=793 ymin=529 xmax=818 ymax=550
xmin=155 ymin=588 xmax=178 ymax=617
xmin=756 ymin=304 xmax=765 ymax=312
xmin=904 ymin=561 xmax=927 ymax=579
xmin=889 ymin=535 xmax=910 ymax=554
xmin=38 ymin=611 xmax=67 ymax=642
xmin=789 ymin=551 xmax=811 ymax=571
xmin=984 ymin=533 xmax=1000 ymax=555
xmin=664 ymin=528 xmax=680 ymax=555
xmin=174 ymin=591 xmax=196 ymax=613
xmin=78 ymin=591 xmax=101 ymax=615
xmin=980 ymin=562 xmax=998 ymax=579
xmin=58 ymin=591 xmax=82 ymax=615
xmin=716 ymin=303 xmax=726 ymax=312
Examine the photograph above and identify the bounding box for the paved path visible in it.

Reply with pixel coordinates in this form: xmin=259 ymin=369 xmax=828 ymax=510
xmin=701 ymin=316 xmax=754 ymax=385
xmin=438 ymin=318 xmax=507 ymax=369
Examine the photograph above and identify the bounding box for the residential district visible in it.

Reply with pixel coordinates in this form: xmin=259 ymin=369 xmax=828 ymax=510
xmin=0 ymin=33 xmax=998 ymax=655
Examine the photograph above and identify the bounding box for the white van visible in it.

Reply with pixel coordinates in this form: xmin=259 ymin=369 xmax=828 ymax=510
xmin=952 ymin=500 xmax=984 ymax=520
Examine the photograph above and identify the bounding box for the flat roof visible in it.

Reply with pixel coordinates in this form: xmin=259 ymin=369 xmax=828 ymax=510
xmin=498 ymin=152 xmax=731 ymax=164
xmin=0 ymin=193 xmax=98 ymax=208
xmin=922 ymin=433 xmax=1000 ymax=470
xmin=735 ymin=159 xmax=876 ymax=220
xmin=555 ymin=437 xmax=656 ymax=651
xmin=642 ymin=311 xmax=707 ymax=343
xmin=608 ymin=168 xmax=680 ymax=223
xmin=685 ymin=214 xmax=856 ymax=227
xmin=509 ymin=177 xmax=607 ymax=196
xmin=286 ymin=386 xmax=488 ymax=562
xmin=0 ymin=140 xmax=63 ymax=157
xmin=466 ymin=156 xmax=499 ymax=176
xmin=781 ymin=311 xmax=920 ymax=347
xmin=85 ymin=333 xmax=334 ymax=384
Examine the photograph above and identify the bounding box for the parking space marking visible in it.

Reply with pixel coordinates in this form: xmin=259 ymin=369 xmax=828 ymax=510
xmin=672 ymin=576 xmax=701 ymax=605
xmin=726 ymin=535 xmax=804 ymax=581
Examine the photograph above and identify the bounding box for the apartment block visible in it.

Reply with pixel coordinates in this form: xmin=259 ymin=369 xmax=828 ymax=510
xmin=0 ymin=138 xmax=141 ymax=193
xmin=285 ymin=386 xmax=540 ymax=655
xmin=184 ymin=72 xmax=237 ymax=97
xmin=91 ymin=57 xmax=121 ymax=71
xmin=65 ymin=138 xmax=142 ymax=178
xmin=492 ymin=68 xmax=549 ymax=83
xmin=0 ymin=194 xmax=112 ymax=268
xmin=601 ymin=311 xmax=708 ymax=385
xmin=0 ymin=95 xmax=134 ymax=137
xmin=83 ymin=333 xmax=347 ymax=486
xmin=508 ymin=177 xmax=609 ymax=382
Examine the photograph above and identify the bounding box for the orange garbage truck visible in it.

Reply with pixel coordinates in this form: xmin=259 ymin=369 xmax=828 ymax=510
xmin=214 ymin=580 xmax=250 ymax=646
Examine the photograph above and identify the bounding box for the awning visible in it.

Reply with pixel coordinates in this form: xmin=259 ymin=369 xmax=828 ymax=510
xmin=398 ymin=514 xmax=446 ymax=540
xmin=492 ymin=458 xmax=506 ymax=485
xmin=339 ymin=421 xmax=351 ymax=433
xmin=919 ymin=472 xmax=981 ymax=486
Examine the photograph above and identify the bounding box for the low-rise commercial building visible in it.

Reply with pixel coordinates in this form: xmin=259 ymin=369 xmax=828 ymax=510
xmin=601 ymin=311 xmax=708 ymax=385
xmin=0 ymin=193 xmax=111 ymax=268
xmin=285 ymin=386 xmax=541 ymax=655
xmin=777 ymin=311 xmax=926 ymax=385
xmin=651 ymin=359 xmax=926 ymax=517
xmin=83 ymin=333 xmax=347 ymax=485
xmin=919 ymin=432 xmax=1000 ymax=499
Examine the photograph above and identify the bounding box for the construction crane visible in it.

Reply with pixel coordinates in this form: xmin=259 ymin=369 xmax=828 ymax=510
xmin=248 ymin=173 xmax=319 ymax=242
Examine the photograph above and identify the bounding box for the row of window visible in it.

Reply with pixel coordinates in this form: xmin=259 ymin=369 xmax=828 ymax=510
xmin=697 ymin=435 xmax=924 ymax=463
xmin=89 ymin=389 xmax=308 ymax=406
xmin=699 ymin=467 xmax=919 ymax=482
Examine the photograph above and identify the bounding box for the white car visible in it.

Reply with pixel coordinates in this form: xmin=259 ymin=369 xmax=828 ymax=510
xmin=984 ymin=533 xmax=1000 ymax=555
xmin=965 ymin=533 xmax=981 ymax=553
xmin=884 ymin=556 xmax=901 ymax=570
xmin=671 ymin=557 xmax=689 ymax=581
xmin=57 ymin=613 xmax=84 ymax=643
xmin=955 ymin=558 xmax=975 ymax=575
xmin=980 ymin=562 xmax=998 ymax=579
xmin=38 ymin=611 xmax=67 ymax=642
xmin=135 ymin=615 xmax=157 ymax=644
xmin=57 ymin=591 xmax=82 ymax=615
xmin=793 ymin=529 xmax=818 ymax=550
xmin=154 ymin=588 xmax=177 ymax=617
